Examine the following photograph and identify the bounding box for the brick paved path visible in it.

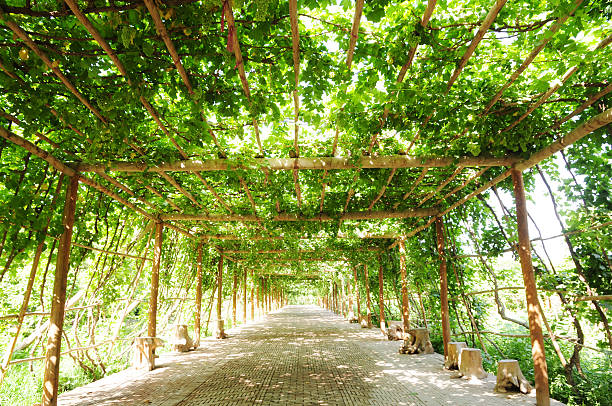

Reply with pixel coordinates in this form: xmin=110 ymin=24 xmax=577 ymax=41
xmin=58 ymin=305 xmax=560 ymax=406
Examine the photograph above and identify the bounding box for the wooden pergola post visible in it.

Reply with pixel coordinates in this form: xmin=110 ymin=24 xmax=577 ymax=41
xmin=232 ymin=270 xmax=238 ymax=326
xmin=378 ymin=259 xmax=386 ymax=335
xmin=354 ymin=266 xmax=361 ymax=322
xmin=512 ymin=169 xmax=550 ymax=406
xmin=435 ymin=217 xmax=451 ymax=359
xmin=41 ymin=175 xmax=78 ymax=406
xmin=347 ymin=279 xmax=353 ymax=320
xmin=364 ymin=264 xmax=372 ymax=328
xmin=250 ymin=270 xmax=255 ymax=320
xmin=398 ymin=239 xmax=410 ymax=335
xmin=243 ymin=268 xmax=247 ymax=323
xmin=340 ymin=278 xmax=346 ymax=317
xmin=148 ymin=222 xmax=163 ymax=337
xmin=263 ymin=278 xmax=267 ymax=313
xmin=216 ymin=256 xmax=225 ymax=338
xmin=333 ymin=281 xmax=338 ymax=313
xmin=194 ymin=242 xmax=203 ymax=346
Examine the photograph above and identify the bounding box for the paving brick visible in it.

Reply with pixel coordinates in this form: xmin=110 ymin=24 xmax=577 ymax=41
xmin=58 ymin=305 xmax=562 ymax=406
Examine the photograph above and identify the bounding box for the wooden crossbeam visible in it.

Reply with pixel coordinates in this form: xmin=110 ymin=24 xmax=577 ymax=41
xmin=288 ymin=0 xmax=303 ymax=207
xmin=392 ymin=167 xmax=428 ymax=209
xmin=367 ymin=0 xmax=437 ymax=154
xmin=223 ymin=4 xmax=263 ymax=155
xmin=143 ymin=0 xmax=194 ymax=95
xmin=401 ymin=106 xmax=612 ymax=240
xmin=160 ymin=207 xmax=437 ymax=222
xmin=367 ymin=168 xmax=396 ymax=210
xmin=345 ymin=0 xmax=365 ymax=67
xmin=322 ymin=0 xmax=366 ymax=212
xmin=445 ymin=0 xmax=508 ymax=93
xmin=416 ymin=166 xmax=463 ymax=207
xmin=404 ymin=0 xmax=507 ymax=153
xmin=64 ymin=0 xmax=207 ymax=213
xmin=0 ymin=11 xmax=107 ymax=123
xmin=481 ymin=0 xmax=584 ymax=115
xmin=199 ymin=231 xmax=401 ymax=240
xmin=134 ymin=179 xmax=182 ymax=211
xmin=446 ymin=3 xmax=601 ymax=150
xmin=75 ymin=155 xmax=518 ymax=173
xmin=139 ymin=0 xmax=234 ymax=213
xmin=222 ymin=247 xmax=380 ymax=254
xmin=435 ymin=167 xmax=487 ymax=205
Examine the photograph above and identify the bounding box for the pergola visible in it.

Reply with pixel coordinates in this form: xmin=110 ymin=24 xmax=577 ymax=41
xmin=0 ymin=0 xmax=611 ymax=405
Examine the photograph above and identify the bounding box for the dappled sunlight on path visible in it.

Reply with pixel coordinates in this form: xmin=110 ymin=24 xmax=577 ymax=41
xmin=58 ymin=305 xmax=561 ymax=405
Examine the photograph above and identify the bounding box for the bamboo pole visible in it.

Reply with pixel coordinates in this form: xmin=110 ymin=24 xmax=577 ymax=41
xmin=41 ymin=175 xmax=78 ymax=406
xmin=512 ymin=169 xmax=550 ymax=406
xmin=194 ymin=242 xmax=203 ymax=346
xmin=398 ymin=239 xmax=410 ymax=334
xmin=435 ymin=217 xmax=451 ymax=359
xmin=147 ymin=222 xmax=163 ymax=337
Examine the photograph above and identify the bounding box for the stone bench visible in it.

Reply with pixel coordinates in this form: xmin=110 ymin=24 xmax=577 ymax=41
xmin=132 ymin=337 xmax=164 ymax=371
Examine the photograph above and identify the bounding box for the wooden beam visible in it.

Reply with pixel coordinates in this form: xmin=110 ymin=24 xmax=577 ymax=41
xmin=408 ymin=107 xmax=612 ymax=238
xmin=222 ymin=5 xmax=263 ymax=154
xmin=0 ymin=11 xmax=106 ymax=123
xmin=435 ymin=217 xmax=451 ymax=359
xmin=417 ymin=166 xmax=463 ymax=207
xmin=75 ymin=155 xmax=519 ymax=173
xmin=393 ymin=168 xmax=429 ymax=209
xmin=368 ymin=0 xmax=437 ymax=153
xmin=161 ymin=207 xmax=436 ymax=222
xmin=445 ymin=0 xmax=507 ymax=92
xmin=346 ymin=0 xmax=365 ymax=67
xmin=515 ymin=107 xmax=612 ymax=172
xmin=512 ymin=169 xmax=550 ymax=406
xmin=481 ymin=0 xmax=584 ymax=115
xmin=147 ymin=222 xmax=163 ymax=337
xmin=143 ymin=0 xmax=194 ymax=95
xmin=199 ymin=231 xmax=400 ymax=240
xmin=222 ymin=247 xmax=380 ymax=254
xmin=368 ymin=168 xmax=396 ymax=210
xmin=41 ymin=175 xmax=78 ymax=406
